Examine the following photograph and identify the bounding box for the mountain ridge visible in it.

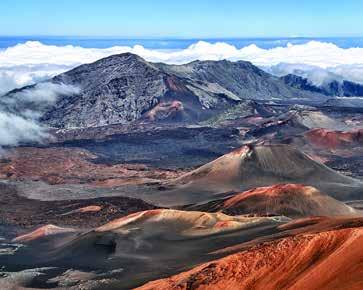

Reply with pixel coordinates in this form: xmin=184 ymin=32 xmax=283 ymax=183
xmin=2 ymin=52 xmax=328 ymax=129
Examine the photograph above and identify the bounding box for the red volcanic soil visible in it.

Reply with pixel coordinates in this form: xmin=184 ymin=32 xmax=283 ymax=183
xmin=137 ymin=221 xmax=363 ymax=290
xmin=220 ymin=183 xmax=359 ymax=218
xmin=72 ymin=205 xmax=102 ymax=213
xmin=0 ymin=147 xmax=183 ymax=186
xmin=305 ymin=128 xmax=363 ymax=150
xmin=145 ymin=100 xmax=183 ymax=121
xmin=13 ymin=224 xmax=75 ymax=243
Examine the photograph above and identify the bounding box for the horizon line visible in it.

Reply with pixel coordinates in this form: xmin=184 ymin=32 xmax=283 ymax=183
xmin=1 ymin=35 xmax=363 ymax=39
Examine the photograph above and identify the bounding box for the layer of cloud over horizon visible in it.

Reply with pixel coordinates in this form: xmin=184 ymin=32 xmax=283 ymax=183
xmin=1 ymin=40 xmax=363 ymax=96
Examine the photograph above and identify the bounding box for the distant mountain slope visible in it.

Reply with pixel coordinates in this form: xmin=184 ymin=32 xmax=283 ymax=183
xmin=281 ymin=73 xmax=363 ymax=97
xmin=3 ymin=53 xmax=326 ymax=128
xmin=157 ymin=60 xmax=321 ymax=101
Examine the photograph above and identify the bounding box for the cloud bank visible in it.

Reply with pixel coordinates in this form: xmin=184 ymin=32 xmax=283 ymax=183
xmin=0 ymin=111 xmax=48 ymax=147
xmin=1 ymin=40 xmax=363 ymax=95
xmin=0 ymin=82 xmax=79 ymax=149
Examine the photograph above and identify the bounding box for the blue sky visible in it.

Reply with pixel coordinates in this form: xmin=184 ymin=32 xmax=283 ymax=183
xmin=1 ymin=0 xmax=362 ymax=37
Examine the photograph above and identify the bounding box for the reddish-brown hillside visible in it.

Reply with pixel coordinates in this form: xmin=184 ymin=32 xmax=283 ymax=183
xmin=218 ymin=184 xmax=360 ymax=218
xmin=305 ymin=128 xmax=362 ymax=150
xmin=137 ymin=223 xmax=363 ymax=290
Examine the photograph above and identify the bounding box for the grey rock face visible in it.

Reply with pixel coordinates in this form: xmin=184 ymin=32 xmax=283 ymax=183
xmin=44 ymin=53 xmax=168 ymax=128
xmin=5 ymin=53 xmax=326 ymax=129
xmin=160 ymin=60 xmax=321 ymax=101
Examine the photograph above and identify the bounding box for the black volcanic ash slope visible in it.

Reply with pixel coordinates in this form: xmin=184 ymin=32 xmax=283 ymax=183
xmin=5 ymin=53 xmax=326 ymax=128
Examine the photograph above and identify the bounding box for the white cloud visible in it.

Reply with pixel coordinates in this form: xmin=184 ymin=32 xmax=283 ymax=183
xmin=1 ymin=40 xmax=363 ymax=95
xmin=0 ymin=82 xmax=79 ymax=149
xmin=0 ymin=64 xmax=73 ymax=96
xmin=329 ymin=64 xmax=363 ymax=84
xmin=262 ymin=63 xmax=344 ymax=86
xmin=0 ymin=111 xmax=48 ymax=147
xmin=3 ymin=82 xmax=80 ymax=105
xmin=263 ymin=63 xmax=363 ymax=86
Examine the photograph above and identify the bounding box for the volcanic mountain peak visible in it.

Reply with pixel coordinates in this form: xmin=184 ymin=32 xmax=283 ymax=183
xmin=176 ymin=144 xmax=350 ymax=183
xmin=54 ymin=52 xmax=160 ymax=88
xmin=171 ymin=144 xmax=361 ymax=202
xmin=174 ymin=145 xmax=252 ymax=184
